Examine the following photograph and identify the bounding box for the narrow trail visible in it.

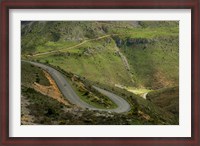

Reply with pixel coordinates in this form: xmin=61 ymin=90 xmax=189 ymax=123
xmin=32 ymin=34 xmax=119 ymax=57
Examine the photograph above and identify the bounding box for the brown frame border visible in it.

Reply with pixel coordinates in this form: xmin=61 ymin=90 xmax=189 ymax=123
xmin=0 ymin=0 xmax=199 ymax=145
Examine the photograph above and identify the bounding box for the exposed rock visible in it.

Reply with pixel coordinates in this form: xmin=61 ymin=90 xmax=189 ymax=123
xmin=32 ymin=70 xmax=70 ymax=106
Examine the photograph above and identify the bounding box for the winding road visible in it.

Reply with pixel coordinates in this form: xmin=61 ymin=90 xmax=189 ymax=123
xmin=23 ymin=61 xmax=131 ymax=113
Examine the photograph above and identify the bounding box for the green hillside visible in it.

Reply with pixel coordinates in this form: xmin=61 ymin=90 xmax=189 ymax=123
xmin=110 ymin=21 xmax=179 ymax=89
xmin=21 ymin=61 xmax=50 ymax=87
xmin=146 ymin=86 xmax=179 ymax=117
xmin=21 ymin=61 xmax=178 ymax=125
xmin=22 ymin=21 xmax=135 ymax=87
xmin=21 ymin=21 xmax=178 ymax=89
xmin=33 ymin=39 xmax=132 ymax=87
xmin=21 ymin=21 xmax=179 ymax=125
xmin=21 ymin=21 xmax=118 ymax=55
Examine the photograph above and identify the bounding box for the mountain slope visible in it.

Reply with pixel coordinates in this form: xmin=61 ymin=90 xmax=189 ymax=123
xmin=146 ymin=86 xmax=179 ymax=116
xmin=21 ymin=21 xmax=179 ymax=125
xmin=21 ymin=21 xmax=179 ymax=89
xmin=110 ymin=21 xmax=179 ymax=89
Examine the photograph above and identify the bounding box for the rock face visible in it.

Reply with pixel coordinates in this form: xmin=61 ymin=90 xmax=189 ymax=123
xmin=117 ymin=51 xmax=130 ymax=71
xmin=113 ymin=37 xmax=153 ymax=48
xmin=32 ymin=70 xmax=70 ymax=106
xmin=126 ymin=38 xmax=149 ymax=45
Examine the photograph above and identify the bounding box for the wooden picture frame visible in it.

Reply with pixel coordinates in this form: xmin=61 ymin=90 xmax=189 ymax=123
xmin=0 ymin=0 xmax=199 ymax=145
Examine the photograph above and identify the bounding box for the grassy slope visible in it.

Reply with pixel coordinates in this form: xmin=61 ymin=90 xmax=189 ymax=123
xmin=122 ymin=38 xmax=178 ymax=89
xmin=22 ymin=21 xmax=179 ymax=89
xmin=147 ymin=86 xmax=179 ymax=117
xmin=21 ymin=21 xmax=135 ymax=87
xmin=21 ymin=21 xmax=106 ymax=55
xmin=33 ymin=39 xmax=132 ymax=87
xmin=22 ymin=86 xmax=153 ymax=125
xmin=87 ymin=80 xmax=178 ymax=124
xmin=21 ymin=62 xmax=177 ymax=125
xmin=21 ymin=62 xmax=50 ymax=86
xmin=108 ymin=22 xmax=179 ymax=89
xmin=21 ymin=21 xmax=179 ymax=124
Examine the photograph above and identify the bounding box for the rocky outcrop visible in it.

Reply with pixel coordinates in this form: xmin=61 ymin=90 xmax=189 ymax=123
xmin=126 ymin=38 xmax=149 ymax=46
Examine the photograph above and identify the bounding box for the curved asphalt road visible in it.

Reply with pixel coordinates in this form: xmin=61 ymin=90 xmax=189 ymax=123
xmin=23 ymin=61 xmax=131 ymax=113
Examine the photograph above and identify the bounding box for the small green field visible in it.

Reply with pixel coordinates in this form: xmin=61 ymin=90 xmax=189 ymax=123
xmin=126 ymin=87 xmax=152 ymax=95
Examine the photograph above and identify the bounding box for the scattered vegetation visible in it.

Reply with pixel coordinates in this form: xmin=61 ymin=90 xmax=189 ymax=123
xmin=147 ymin=86 xmax=179 ymax=119
xmin=21 ymin=21 xmax=179 ymax=125
xmin=33 ymin=45 xmax=132 ymax=87
xmin=22 ymin=85 xmax=177 ymax=125
xmin=81 ymin=79 xmax=178 ymax=125
xmin=111 ymin=23 xmax=179 ymax=89
xmin=59 ymin=68 xmax=118 ymax=109
xmin=21 ymin=62 xmax=50 ymax=86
